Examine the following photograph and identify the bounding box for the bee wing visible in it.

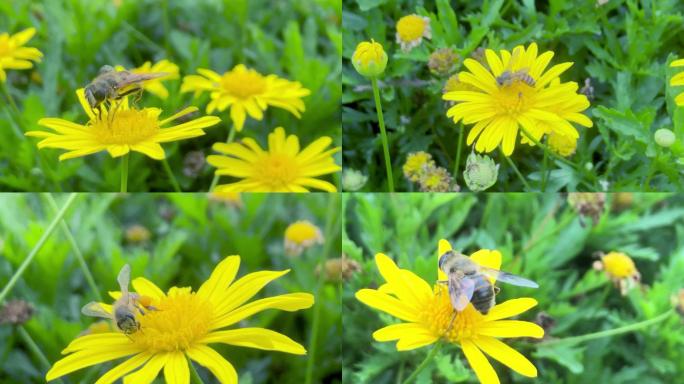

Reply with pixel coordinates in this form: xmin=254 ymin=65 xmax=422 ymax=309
xmin=449 ymin=275 xmax=475 ymax=311
xmin=478 ymin=266 xmax=539 ymax=288
xmin=81 ymin=301 xmax=113 ymax=320
xmin=116 ymin=71 xmax=169 ymax=89
xmin=117 ymin=264 xmax=131 ymax=297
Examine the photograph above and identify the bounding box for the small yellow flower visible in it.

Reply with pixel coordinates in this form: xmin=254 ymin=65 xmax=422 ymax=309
xmin=418 ymin=166 xmax=453 ymax=192
xmin=402 ymin=151 xmax=435 ymax=182
xmin=0 ymin=27 xmax=43 ymax=82
xmin=395 ymin=14 xmax=431 ymax=52
xmin=180 ymin=65 xmax=310 ymax=131
xmin=548 ymin=131 xmax=577 ymax=157
xmin=594 ymin=251 xmax=641 ymax=296
xmin=46 ymin=256 xmax=314 ymax=383
xmin=208 ymin=127 xmax=341 ymax=192
xmin=116 ymin=60 xmax=180 ymax=100
xmin=443 ymin=43 xmax=592 ymax=156
xmin=351 ymin=39 xmax=388 ymax=78
xmin=356 ymin=239 xmax=543 ymax=384
xmin=284 ymin=220 xmax=324 ymax=257
xmin=26 ymin=89 xmax=220 ymax=161
xmin=125 ymin=224 xmax=151 ymax=244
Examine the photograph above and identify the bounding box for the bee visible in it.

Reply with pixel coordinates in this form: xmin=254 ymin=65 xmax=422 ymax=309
xmin=496 ymin=68 xmax=535 ymax=88
xmin=438 ymin=250 xmax=538 ymax=315
xmin=84 ymin=65 xmax=168 ymax=114
xmin=81 ymin=264 xmax=154 ymax=335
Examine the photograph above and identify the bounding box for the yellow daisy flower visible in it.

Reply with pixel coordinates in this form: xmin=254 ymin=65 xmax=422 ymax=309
xmin=46 ymin=256 xmax=314 ymax=383
xmin=594 ymin=251 xmax=641 ymax=296
xmin=26 ymin=89 xmax=220 ymax=161
xmin=355 ymin=239 xmax=543 ymax=384
xmin=443 ymin=43 xmax=592 ymax=156
xmin=669 ymin=58 xmax=684 ymax=106
xmin=402 ymin=151 xmax=435 ymax=182
xmin=180 ymin=65 xmax=310 ymax=131
xmin=208 ymin=127 xmax=341 ymax=192
xmin=0 ymin=27 xmax=43 ymax=82
xmin=284 ymin=220 xmax=324 ymax=257
xmin=395 ymin=14 xmax=431 ymax=52
xmin=115 ymin=60 xmax=180 ymax=99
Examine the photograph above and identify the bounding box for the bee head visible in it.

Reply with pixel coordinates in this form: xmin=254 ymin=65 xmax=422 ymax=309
xmin=438 ymin=251 xmax=454 ymax=271
xmin=84 ymin=85 xmax=107 ymax=108
xmin=99 ymin=65 xmax=115 ymax=75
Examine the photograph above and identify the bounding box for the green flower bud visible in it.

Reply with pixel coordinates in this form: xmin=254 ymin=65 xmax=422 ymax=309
xmin=463 ymin=152 xmax=498 ymax=192
xmin=654 ymin=128 xmax=675 ymax=148
xmin=342 ymin=169 xmax=368 ymax=191
xmin=352 ymin=39 xmax=388 ymax=78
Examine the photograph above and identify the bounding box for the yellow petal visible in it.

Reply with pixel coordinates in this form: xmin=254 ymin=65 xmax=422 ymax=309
xmin=201 ymin=327 xmax=307 ymax=355
xmin=196 ymin=255 xmax=241 ymax=304
xmin=461 ymin=339 xmax=500 ymax=384
xmin=159 ymin=106 xmax=199 ymax=126
xmin=395 ymin=333 xmax=440 ymax=351
xmin=62 ymin=333 xmax=129 ymax=354
xmin=123 ymin=353 xmax=169 ymax=384
xmin=163 ymin=352 xmax=189 ymax=384
xmin=354 ymin=289 xmax=419 ymax=322
xmin=94 ymin=352 xmax=152 ymax=384
xmin=213 ymin=269 xmax=290 ymax=316
xmin=131 ymin=277 xmax=166 ymax=301
xmin=478 ymin=320 xmax=545 ymax=338
xmin=186 ymin=345 xmax=238 ymax=384
xmin=485 ymin=298 xmax=538 ymax=321
xmin=375 ymin=253 xmax=432 ymax=308
xmin=470 ymin=250 xmax=502 ymax=277
xmin=46 ymin=344 xmax=142 ymax=381
xmin=211 ymin=292 xmax=314 ymax=329
xmin=131 ymin=142 xmax=165 ymax=160
xmin=474 ymin=336 xmax=538 ymax=377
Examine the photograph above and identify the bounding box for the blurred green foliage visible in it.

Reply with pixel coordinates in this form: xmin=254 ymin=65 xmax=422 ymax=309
xmin=0 ymin=0 xmax=341 ymax=191
xmin=343 ymin=193 xmax=684 ymax=383
xmin=0 ymin=193 xmax=341 ymax=384
xmin=343 ymin=0 xmax=684 ymax=191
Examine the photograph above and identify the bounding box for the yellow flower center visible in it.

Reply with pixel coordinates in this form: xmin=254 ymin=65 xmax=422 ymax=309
xmin=91 ymin=109 xmax=159 ymax=145
xmin=397 ymin=15 xmax=426 ymax=42
xmin=254 ymin=153 xmax=301 ymax=188
xmin=221 ymin=68 xmax=267 ymax=99
xmin=425 ymin=285 xmax=483 ymax=343
xmin=132 ymin=289 xmax=212 ymax=353
xmin=285 ymin=221 xmax=321 ymax=244
xmin=494 ymin=82 xmax=535 ymax=116
xmin=602 ymin=252 xmax=637 ymax=278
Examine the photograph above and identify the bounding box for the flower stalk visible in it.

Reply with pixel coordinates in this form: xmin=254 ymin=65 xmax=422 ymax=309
xmin=371 ymin=77 xmax=394 ymax=192
xmin=120 ymin=153 xmax=129 ymax=192
xmin=402 ymin=341 xmax=443 ymax=384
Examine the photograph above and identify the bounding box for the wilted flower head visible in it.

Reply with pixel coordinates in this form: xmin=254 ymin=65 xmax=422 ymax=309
xmin=0 ymin=28 xmax=43 ymax=82
xmin=395 ymin=14 xmax=431 ymax=52
xmin=125 ymin=224 xmax=151 ymax=244
xmin=593 ymin=251 xmax=641 ymax=296
xmin=284 ymin=220 xmax=324 ymax=257
xmin=182 ymin=150 xmax=206 ymax=178
xmin=209 ymin=192 xmax=243 ymax=208
xmin=463 ymin=152 xmax=499 ymax=191
xmin=428 ymin=48 xmax=459 ymax=76
xmin=419 ymin=166 xmax=455 ymax=192
xmin=316 ymin=255 xmax=361 ymax=283
xmin=673 ymin=289 xmax=684 ymax=319
xmin=0 ymin=299 xmax=34 ymax=325
xmin=611 ymin=192 xmax=633 ymax=212
xmin=342 ymin=169 xmax=368 ymax=191
xmin=568 ymin=193 xmax=606 ymax=226
xmin=352 ymin=39 xmax=388 ymax=78
xmin=403 ymin=151 xmax=435 ymax=182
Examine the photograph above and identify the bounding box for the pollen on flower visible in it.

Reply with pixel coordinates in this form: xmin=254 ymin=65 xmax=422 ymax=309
xmin=133 ymin=288 xmax=213 ymax=352
xmin=425 ymin=285 xmax=482 ymax=343
xmin=222 ymin=68 xmax=267 ymax=98
xmin=257 ymin=154 xmax=301 ymax=186
xmin=91 ymin=109 xmax=159 ymax=145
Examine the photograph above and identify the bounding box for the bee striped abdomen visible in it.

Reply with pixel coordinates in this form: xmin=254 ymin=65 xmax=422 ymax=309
xmin=470 ymin=276 xmax=495 ymax=314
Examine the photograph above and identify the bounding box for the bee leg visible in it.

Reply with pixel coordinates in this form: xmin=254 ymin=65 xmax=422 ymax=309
xmin=494 ymin=286 xmax=501 ymax=295
xmin=443 ymin=311 xmax=457 ymax=338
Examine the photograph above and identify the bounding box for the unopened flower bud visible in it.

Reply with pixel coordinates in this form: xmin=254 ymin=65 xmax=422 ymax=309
xmin=654 ymin=128 xmax=675 ymax=148
xmin=352 ymin=39 xmax=387 ymax=78
xmin=463 ymin=152 xmax=499 ymax=192
xmin=342 ymin=169 xmax=368 ymax=191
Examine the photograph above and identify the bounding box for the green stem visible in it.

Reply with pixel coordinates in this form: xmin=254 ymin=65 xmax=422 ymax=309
xmin=402 ymin=341 xmax=442 ymax=384
xmin=371 ymin=77 xmax=394 ymax=192
xmin=162 ymin=158 xmax=182 ymax=192
xmin=541 ymin=146 xmax=548 ymax=192
xmin=162 ymin=0 xmax=172 ymax=57
xmin=541 ymin=310 xmax=674 ymax=347
xmin=188 ymin=360 xmax=205 ymax=384
xmin=503 ymin=154 xmax=531 ymax=191
xmin=120 ymin=153 xmax=129 ymax=193
xmin=453 ymin=124 xmax=464 ymax=179
xmin=209 ymin=124 xmax=236 ymax=192
xmin=18 ymin=326 xmax=65 ymax=384
xmin=1 ymin=82 xmax=25 ymax=138
xmin=518 ymin=125 xmax=577 ymax=169
xmin=305 ymin=194 xmax=339 ymax=384
xmin=0 ymin=194 xmax=78 ymax=304
xmin=45 ymin=194 xmax=102 ymax=301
